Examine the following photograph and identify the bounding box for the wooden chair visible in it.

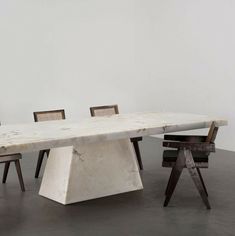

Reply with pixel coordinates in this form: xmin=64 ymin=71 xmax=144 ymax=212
xmin=162 ymin=122 xmax=218 ymax=209
xmin=90 ymin=105 xmax=144 ymax=170
xmin=33 ymin=109 xmax=66 ymax=178
xmin=0 ymin=122 xmax=25 ymax=191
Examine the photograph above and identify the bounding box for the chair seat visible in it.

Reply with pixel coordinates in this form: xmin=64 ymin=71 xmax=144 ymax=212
xmin=163 ymin=150 xmax=208 ymax=162
xmin=0 ymin=154 xmax=22 ymax=163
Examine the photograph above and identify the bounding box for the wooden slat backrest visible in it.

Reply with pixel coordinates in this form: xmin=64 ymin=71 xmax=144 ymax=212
xmin=90 ymin=105 xmax=119 ymax=117
xmin=33 ymin=109 xmax=65 ymax=122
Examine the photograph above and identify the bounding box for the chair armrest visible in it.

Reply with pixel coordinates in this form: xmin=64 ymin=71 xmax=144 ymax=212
xmin=164 ymin=135 xmax=207 ymax=142
xmin=163 ymin=141 xmax=215 ymax=152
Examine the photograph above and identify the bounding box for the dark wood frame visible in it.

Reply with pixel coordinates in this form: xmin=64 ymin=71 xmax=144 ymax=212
xmin=33 ymin=109 xmax=65 ymax=178
xmin=162 ymin=122 xmax=218 ymax=209
xmin=89 ymin=105 xmax=143 ymax=170
xmin=0 ymin=154 xmax=25 ymax=191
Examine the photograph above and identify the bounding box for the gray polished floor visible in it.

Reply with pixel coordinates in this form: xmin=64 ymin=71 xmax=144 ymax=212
xmin=0 ymin=137 xmax=235 ymax=236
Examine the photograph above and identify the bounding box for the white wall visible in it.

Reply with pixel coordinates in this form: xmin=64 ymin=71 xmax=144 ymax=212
xmin=0 ymin=0 xmax=234 ymax=150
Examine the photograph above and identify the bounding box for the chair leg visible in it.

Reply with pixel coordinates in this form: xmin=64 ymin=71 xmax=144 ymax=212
xmin=15 ymin=160 xmax=25 ymax=192
xmin=165 ymin=167 xmax=174 ymax=195
xmin=2 ymin=162 xmax=10 ymax=183
xmin=35 ymin=150 xmax=45 ymax=178
xmin=196 ymin=168 xmax=208 ymax=196
xmin=132 ymin=141 xmax=143 ymax=170
xmin=185 ymin=150 xmax=211 ymax=209
xmin=164 ymin=150 xmax=185 ymax=207
xmin=46 ymin=149 xmax=50 ymax=157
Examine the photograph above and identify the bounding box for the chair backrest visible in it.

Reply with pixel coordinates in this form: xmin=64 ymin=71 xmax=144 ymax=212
xmin=33 ymin=109 xmax=66 ymax=122
xmin=206 ymin=121 xmax=219 ymax=143
xmin=90 ymin=105 xmax=119 ymax=117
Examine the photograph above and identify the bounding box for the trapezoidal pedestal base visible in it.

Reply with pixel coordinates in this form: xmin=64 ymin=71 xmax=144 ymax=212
xmin=39 ymin=139 xmax=143 ymax=205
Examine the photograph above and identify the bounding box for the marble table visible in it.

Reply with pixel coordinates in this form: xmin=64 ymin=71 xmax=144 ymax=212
xmin=0 ymin=112 xmax=227 ymax=205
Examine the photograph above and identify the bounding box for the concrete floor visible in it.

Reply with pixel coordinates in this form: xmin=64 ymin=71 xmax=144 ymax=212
xmin=0 ymin=137 xmax=235 ymax=236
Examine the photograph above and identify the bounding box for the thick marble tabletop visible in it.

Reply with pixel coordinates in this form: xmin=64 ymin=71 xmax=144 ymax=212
xmin=0 ymin=112 xmax=228 ymax=155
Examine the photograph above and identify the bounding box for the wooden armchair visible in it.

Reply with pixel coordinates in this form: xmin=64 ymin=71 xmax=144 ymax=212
xmin=33 ymin=109 xmax=66 ymax=178
xmin=162 ymin=122 xmax=218 ymax=209
xmin=0 ymin=122 xmax=25 ymax=191
xmin=90 ymin=105 xmax=144 ymax=170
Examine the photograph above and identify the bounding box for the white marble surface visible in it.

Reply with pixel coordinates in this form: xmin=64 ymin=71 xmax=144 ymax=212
xmin=0 ymin=112 xmax=228 ymax=155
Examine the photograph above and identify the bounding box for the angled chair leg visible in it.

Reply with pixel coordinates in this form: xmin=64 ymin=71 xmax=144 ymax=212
xmin=35 ymin=150 xmax=45 ymax=178
xmin=46 ymin=149 xmax=50 ymax=157
xmin=165 ymin=167 xmax=174 ymax=195
xmin=132 ymin=141 xmax=143 ymax=170
xmin=2 ymin=162 xmax=10 ymax=183
xmin=15 ymin=160 xmax=25 ymax=192
xmin=196 ymin=168 xmax=208 ymax=196
xmin=164 ymin=150 xmax=185 ymax=207
xmin=185 ymin=150 xmax=211 ymax=209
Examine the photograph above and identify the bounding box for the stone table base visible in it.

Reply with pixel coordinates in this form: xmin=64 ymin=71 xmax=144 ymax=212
xmin=39 ymin=139 xmax=143 ymax=205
